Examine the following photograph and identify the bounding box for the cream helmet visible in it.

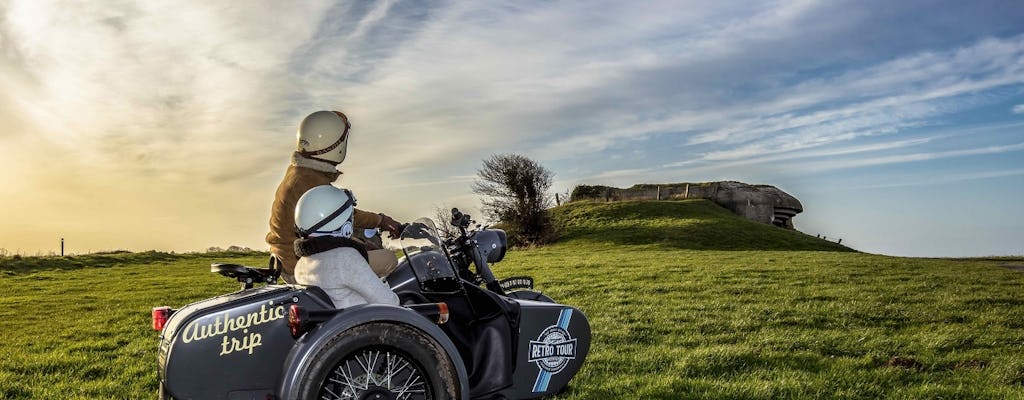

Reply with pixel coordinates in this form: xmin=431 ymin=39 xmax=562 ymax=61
xmin=297 ymin=111 xmax=350 ymax=165
xmin=295 ymin=185 xmax=357 ymax=238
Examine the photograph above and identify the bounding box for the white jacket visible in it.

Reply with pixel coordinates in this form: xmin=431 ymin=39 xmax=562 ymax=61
xmin=294 ymin=246 xmax=400 ymax=308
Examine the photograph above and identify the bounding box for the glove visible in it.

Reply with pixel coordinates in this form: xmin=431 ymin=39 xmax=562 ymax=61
xmin=378 ymin=214 xmax=403 ymax=238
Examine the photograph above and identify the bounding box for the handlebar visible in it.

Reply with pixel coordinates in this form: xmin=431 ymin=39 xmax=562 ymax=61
xmin=450 ymin=208 xmax=472 ymax=230
xmin=448 ymin=208 xmax=504 ymax=295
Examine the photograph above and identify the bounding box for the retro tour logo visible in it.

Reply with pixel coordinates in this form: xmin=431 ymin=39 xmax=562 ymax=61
xmin=180 ymin=302 xmax=286 ymax=356
xmin=531 ymin=308 xmax=578 ymax=392
xmin=529 ymin=326 xmax=577 ymax=372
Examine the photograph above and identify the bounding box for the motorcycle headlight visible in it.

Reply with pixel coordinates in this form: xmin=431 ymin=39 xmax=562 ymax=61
xmin=474 ymin=229 xmax=507 ymax=263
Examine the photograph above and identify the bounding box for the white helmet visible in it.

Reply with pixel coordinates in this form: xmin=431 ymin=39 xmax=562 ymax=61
xmin=297 ymin=110 xmax=351 ymax=165
xmin=295 ymin=185 xmax=357 ymax=237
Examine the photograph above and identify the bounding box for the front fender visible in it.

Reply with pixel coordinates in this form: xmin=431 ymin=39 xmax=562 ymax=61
xmin=276 ymin=304 xmax=470 ymax=400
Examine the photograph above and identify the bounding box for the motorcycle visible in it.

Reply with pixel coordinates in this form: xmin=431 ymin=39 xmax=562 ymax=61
xmin=152 ymin=209 xmax=591 ymax=399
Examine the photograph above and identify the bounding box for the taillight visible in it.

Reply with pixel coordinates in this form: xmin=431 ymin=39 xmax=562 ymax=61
xmin=288 ymin=304 xmax=307 ymax=338
xmin=437 ymin=302 xmax=449 ymax=324
xmin=287 ymin=305 xmax=347 ymax=338
xmin=152 ymin=306 xmax=172 ymax=331
xmin=408 ymin=302 xmax=449 ymax=325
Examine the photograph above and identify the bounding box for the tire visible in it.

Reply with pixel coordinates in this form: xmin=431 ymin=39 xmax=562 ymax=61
xmin=296 ymin=322 xmax=461 ymax=400
xmin=506 ymin=289 xmax=554 ymax=303
xmin=158 ymin=381 xmax=173 ymax=400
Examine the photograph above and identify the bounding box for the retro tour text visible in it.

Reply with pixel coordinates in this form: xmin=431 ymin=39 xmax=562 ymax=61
xmin=529 ymin=339 xmax=577 ymax=361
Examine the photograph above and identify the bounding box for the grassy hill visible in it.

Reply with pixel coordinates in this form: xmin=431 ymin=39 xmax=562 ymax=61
xmin=1 ymin=201 xmax=1023 ymax=399
xmin=551 ymin=199 xmax=852 ymax=251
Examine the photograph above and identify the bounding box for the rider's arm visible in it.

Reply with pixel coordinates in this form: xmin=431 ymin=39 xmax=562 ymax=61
xmin=352 ymin=208 xmax=383 ymax=229
xmin=354 ymin=208 xmax=402 ymax=238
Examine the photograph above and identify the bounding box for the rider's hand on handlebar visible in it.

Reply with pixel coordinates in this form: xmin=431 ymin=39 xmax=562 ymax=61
xmin=378 ymin=214 xmax=403 ymax=238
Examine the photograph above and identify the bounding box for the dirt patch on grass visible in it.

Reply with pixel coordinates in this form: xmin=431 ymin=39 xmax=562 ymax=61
xmin=953 ymin=360 xmax=988 ymax=370
xmin=1001 ymin=264 xmax=1024 ymax=273
xmin=884 ymin=356 xmax=922 ymax=369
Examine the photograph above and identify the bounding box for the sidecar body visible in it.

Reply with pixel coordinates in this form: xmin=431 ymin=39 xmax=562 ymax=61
xmin=157 ymin=283 xmax=472 ymax=399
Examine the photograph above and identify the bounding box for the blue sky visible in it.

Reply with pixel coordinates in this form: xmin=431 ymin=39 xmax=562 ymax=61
xmin=0 ymin=1 xmax=1022 ymax=256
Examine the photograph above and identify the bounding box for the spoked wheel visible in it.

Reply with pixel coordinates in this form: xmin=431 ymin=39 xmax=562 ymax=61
xmin=298 ymin=323 xmax=460 ymax=400
xmin=320 ymin=347 xmax=430 ymax=400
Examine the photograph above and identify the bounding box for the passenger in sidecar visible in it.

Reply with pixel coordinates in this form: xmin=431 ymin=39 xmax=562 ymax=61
xmin=291 ymin=184 xmax=399 ymax=308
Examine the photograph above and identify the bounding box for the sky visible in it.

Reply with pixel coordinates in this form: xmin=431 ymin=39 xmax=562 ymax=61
xmin=0 ymin=0 xmax=1022 ymax=257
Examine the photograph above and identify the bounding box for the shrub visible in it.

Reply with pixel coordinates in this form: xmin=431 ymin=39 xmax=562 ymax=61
xmin=472 ymin=154 xmax=558 ymax=246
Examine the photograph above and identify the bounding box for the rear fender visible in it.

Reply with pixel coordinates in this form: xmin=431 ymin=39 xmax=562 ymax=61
xmin=276 ymin=304 xmax=470 ymax=400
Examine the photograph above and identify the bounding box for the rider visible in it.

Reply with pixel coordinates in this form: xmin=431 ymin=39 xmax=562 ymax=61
xmin=266 ymin=110 xmax=403 ymax=284
xmin=292 ymin=185 xmax=399 ymax=308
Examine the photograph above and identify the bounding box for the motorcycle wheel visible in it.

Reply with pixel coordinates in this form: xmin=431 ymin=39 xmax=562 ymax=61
xmin=506 ymin=289 xmax=554 ymax=303
xmin=296 ymin=322 xmax=460 ymax=400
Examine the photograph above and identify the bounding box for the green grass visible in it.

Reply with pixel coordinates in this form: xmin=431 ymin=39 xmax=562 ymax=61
xmin=0 ymin=251 xmax=270 ymax=399
xmin=1 ymin=200 xmax=1023 ymax=399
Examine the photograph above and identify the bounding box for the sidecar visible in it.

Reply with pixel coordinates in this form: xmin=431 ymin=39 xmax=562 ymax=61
xmin=155 ymin=268 xmax=469 ymax=399
xmin=153 ymin=218 xmax=590 ymax=400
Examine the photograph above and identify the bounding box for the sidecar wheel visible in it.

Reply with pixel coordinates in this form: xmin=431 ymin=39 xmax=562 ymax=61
xmin=507 ymin=289 xmax=554 ymax=303
xmin=297 ymin=322 xmax=460 ymax=400
xmin=158 ymin=381 xmax=173 ymax=400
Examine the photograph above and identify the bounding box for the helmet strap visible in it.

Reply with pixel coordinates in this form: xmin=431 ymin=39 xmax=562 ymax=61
xmin=300 ymin=154 xmax=341 ymax=166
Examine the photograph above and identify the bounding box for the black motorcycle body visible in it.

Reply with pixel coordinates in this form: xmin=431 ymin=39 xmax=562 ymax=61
xmin=155 ymin=214 xmax=590 ymax=400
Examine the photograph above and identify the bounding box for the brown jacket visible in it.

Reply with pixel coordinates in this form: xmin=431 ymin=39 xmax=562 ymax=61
xmin=266 ymin=153 xmax=383 ymax=275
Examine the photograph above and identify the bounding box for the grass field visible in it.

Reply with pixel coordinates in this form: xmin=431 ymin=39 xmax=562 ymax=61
xmin=2 ymin=199 xmax=1023 ymax=399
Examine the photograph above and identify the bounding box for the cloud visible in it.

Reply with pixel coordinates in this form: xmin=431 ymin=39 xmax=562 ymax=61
xmin=666 ymin=137 xmax=936 ymax=168
xmin=2 ymin=0 xmax=1024 ymax=253
xmin=841 ymin=168 xmax=1024 ymax=190
xmin=1 ymin=1 xmax=335 ymax=183
xmin=794 ymin=142 xmax=1024 ymax=171
xmin=1014 ymin=104 xmax=1024 ymax=114
xmin=256 ymin=1 xmax=1024 ymax=176
xmin=0 ymin=1 xmax=341 ymax=252
xmin=542 ymin=33 xmax=1024 ymax=164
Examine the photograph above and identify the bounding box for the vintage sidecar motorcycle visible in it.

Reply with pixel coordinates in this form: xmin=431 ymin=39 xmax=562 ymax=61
xmin=152 ymin=210 xmax=590 ymax=399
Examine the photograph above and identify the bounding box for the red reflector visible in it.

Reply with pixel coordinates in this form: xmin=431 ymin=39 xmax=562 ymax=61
xmin=437 ymin=302 xmax=449 ymax=325
xmin=288 ymin=304 xmax=304 ymax=338
xmin=152 ymin=306 xmax=171 ymax=331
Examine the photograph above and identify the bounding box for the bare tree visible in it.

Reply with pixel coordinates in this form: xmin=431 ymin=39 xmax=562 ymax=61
xmin=472 ymin=153 xmax=556 ymax=246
